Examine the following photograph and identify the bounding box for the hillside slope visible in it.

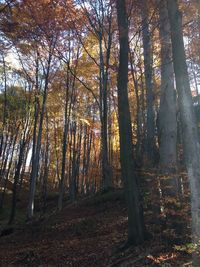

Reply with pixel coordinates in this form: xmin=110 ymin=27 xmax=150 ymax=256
xmin=0 ymin=191 xmax=191 ymax=267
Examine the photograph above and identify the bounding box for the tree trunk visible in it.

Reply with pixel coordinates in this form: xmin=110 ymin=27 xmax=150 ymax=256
xmin=158 ymin=0 xmax=177 ymax=169
xmin=157 ymin=0 xmax=180 ymax=233
xmin=27 ymin=51 xmax=52 ymax=219
xmin=129 ymin=47 xmax=143 ymax=163
xmin=0 ymin=54 xmax=7 ymax=158
xmin=141 ymin=0 xmax=157 ymax=165
xmin=42 ymin=113 xmax=50 ymax=213
xmin=116 ymin=0 xmax=145 ymax=245
xmin=167 ymin=0 xmax=200 ymax=264
xmin=99 ymin=31 xmax=113 ymax=192
xmin=0 ymin=129 xmax=19 ymax=209
xmin=9 ymin=124 xmax=28 ymax=224
xmin=58 ymin=65 xmax=70 ymax=211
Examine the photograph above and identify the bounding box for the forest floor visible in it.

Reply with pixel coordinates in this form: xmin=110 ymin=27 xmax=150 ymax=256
xmin=0 ymin=189 xmax=193 ymax=267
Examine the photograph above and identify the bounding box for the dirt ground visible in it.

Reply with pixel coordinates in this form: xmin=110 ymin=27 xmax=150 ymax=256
xmin=0 ymin=191 xmax=192 ymax=266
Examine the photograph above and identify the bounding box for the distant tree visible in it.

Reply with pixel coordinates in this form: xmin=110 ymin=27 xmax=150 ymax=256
xmin=76 ymin=0 xmax=113 ymax=191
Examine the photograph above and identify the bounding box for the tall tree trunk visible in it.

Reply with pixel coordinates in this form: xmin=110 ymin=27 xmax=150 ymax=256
xmin=141 ymin=0 xmax=157 ymax=165
xmin=167 ymin=0 xmax=200 ymax=264
xmin=58 ymin=65 xmax=70 ymax=211
xmin=18 ymin=139 xmax=30 ymax=194
xmin=0 ymin=127 xmax=19 ymax=209
xmin=0 ymin=132 xmax=11 ymax=184
xmin=157 ymin=0 xmax=180 ymax=232
xmin=99 ymin=31 xmax=113 ymax=192
xmin=75 ymin=123 xmax=82 ymax=195
xmin=116 ymin=0 xmax=144 ymax=245
xmin=27 ymin=51 xmax=52 ymax=219
xmin=53 ymin=119 xmax=60 ymax=187
xmin=58 ymin=45 xmax=79 ymax=209
xmin=158 ymin=0 xmax=177 ymax=169
xmin=0 ymin=132 xmax=9 ymax=179
xmin=70 ymin=122 xmax=77 ymax=202
xmin=129 ymin=47 xmax=143 ymax=163
xmin=42 ymin=113 xmax=50 ymax=213
xmin=9 ymin=122 xmax=29 ymax=224
xmin=0 ymin=54 xmax=7 ymax=158
xmin=81 ymin=125 xmax=87 ymax=194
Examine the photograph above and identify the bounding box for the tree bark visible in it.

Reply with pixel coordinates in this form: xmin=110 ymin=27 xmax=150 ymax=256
xmin=116 ymin=0 xmax=144 ymax=245
xmin=27 ymin=51 xmax=52 ymax=219
xmin=141 ymin=0 xmax=157 ymax=165
xmin=0 ymin=54 xmax=7 ymax=158
xmin=9 ymin=122 xmax=29 ymax=224
xmin=167 ymin=0 xmax=200 ymax=264
xmin=158 ymin=0 xmax=177 ymax=169
xmin=58 ymin=64 xmax=71 ymax=211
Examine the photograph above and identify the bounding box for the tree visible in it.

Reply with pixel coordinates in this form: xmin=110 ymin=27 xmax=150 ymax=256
xmin=76 ymin=0 xmax=113 ymax=191
xmin=27 ymin=40 xmax=55 ymax=219
xmin=167 ymin=0 xmax=200 ymax=263
xmin=158 ymin=0 xmax=177 ymax=169
xmin=116 ymin=0 xmax=144 ymax=245
xmin=58 ymin=41 xmax=79 ymax=210
xmin=154 ymin=0 xmax=179 ymax=230
xmin=140 ymin=0 xmax=157 ymax=165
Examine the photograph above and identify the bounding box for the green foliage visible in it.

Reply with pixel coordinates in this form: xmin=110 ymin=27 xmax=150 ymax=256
xmin=0 ymin=85 xmax=30 ymax=124
xmin=174 ymin=243 xmax=199 ymax=254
